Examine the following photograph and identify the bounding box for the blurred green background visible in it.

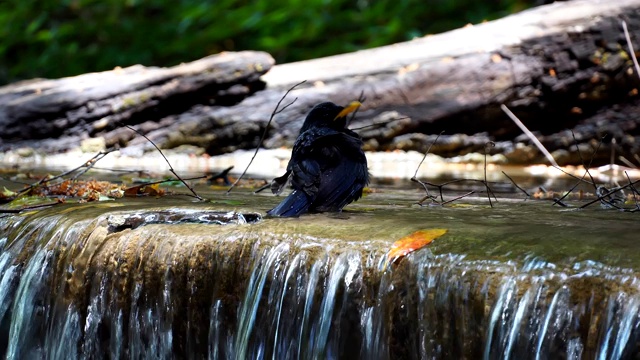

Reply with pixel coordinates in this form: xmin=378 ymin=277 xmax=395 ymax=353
xmin=0 ymin=0 xmax=545 ymax=85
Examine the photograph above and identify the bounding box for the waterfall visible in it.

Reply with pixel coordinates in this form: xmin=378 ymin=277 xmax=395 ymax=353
xmin=0 ymin=207 xmax=639 ymax=359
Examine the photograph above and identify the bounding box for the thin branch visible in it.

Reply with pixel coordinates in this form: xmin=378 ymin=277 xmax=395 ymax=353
xmin=501 ymin=104 xmax=559 ymax=168
xmin=579 ymin=180 xmax=640 ymax=209
xmin=625 ymin=171 xmax=640 ymax=211
xmin=125 ymin=125 xmax=204 ymax=200
xmin=413 ymin=131 xmax=443 ymax=179
xmin=128 ymin=175 xmax=207 ymax=188
xmin=410 ymin=131 xmax=444 ymax=202
xmin=623 ymin=20 xmax=640 ymax=81
xmin=227 ymin=80 xmax=307 ymax=194
xmin=552 ymin=135 xmax=604 ymax=207
xmin=347 ymin=90 xmax=366 ymax=126
xmin=484 ymin=141 xmax=495 ymax=207
xmin=0 ymin=201 xmax=61 ymax=214
xmin=17 ymin=150 xmax=114 ymax=195
xmin=70 ymin=152 xmax=111 ymax=180
xmin=253 ymin=182 xmax=272 ymax=194
xmin=441 ymin=191 xmax=476 ymax=205
xmin=501 ymin=171 xmax=530 ymax=198
xmin=350 ymin=116 xmax=410 ymax=131
xmin=572 ymin=131 xmax=598 ymax=192
xmin=618 ymin=156 xmax=637 ymax=169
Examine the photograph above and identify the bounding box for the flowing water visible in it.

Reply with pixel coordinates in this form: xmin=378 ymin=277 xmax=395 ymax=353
xmin=0 ymin=184 xmax=639 ymax=359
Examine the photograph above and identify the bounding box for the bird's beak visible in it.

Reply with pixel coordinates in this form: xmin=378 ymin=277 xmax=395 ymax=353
xmin=334 ymin=101 xmax=362 ymax=120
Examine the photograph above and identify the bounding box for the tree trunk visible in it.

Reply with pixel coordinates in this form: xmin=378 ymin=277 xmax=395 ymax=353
xmin=0 ymin=51 xmax=273 ymax=152
xmin=2 ymin=0 xmax=640 ymax=166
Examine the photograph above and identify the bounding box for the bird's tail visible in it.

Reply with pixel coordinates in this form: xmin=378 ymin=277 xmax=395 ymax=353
xmin=267 ymin=190 xmax=312 ymax=217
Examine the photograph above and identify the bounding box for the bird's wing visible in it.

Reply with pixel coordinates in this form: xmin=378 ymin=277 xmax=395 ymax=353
xmin=285 ymin=128 xmax=338 ymax=198
xmin=312 ymin=133 xmax=369 ymax=211
xmin=293 ymin=129 xmax=367 ymax=207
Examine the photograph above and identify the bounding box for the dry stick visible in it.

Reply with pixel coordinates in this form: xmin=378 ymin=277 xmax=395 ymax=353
xmin=572 ymin=132 xmax=619 ymax=208
xmin=0 ymin=201 xmax=61 ymax=214
xmin=624 ymin=171 xmax=640 ymax=211
xmin=350 ymin=116 xmax=410 ymax=131
xmin=501 ymin=171 xmax=530 ymax=198
xmin=70 ymin=152 xmax=111 ymax=180
xmin=413 ymin=131 xmax=443 ymax=179
xmin=501 ymin=104 xmax=594 ymax=185
xmin=17 ymin=150 xmax=114 ymax=195
xmin=227 ymin=80 xmax=307 ymax=194
xmin=125 ymin=125 xmax=204 ymax=200
xmin=572 ymin=131 xmax=599 ymax=191
xmin=347 ymin=90 xmax=367 ymax=127
xmin=441 ymin=191 xmax=476 ymax=205
xmin=623 ymin=20 xmax=640 ymax=80
xmin=410 ymin=131 xmax=444 ymax=203
xmin=552 ymin=135 xmax=605 ymax=207
xmin=483 ymin=142 xmax=495 ymax=207
xmin=127 ymin=175 xmax=208 ymax=188
xmin=420 ymin=178 xmax=503 ymax=204
xmin=500 ymin=104 xmax=559 ymax=168
xmin=618 ymin=156 xmax=637 ymax=169
xmin=579 ymin=180 xmax=640 ymax=209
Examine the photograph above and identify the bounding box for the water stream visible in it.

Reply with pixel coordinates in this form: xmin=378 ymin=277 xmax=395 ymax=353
xmin=0 ymin=189 xmax=639 ymax=359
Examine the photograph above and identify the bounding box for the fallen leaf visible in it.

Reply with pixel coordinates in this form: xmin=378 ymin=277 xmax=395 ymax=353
xmin=386 ymin=229 xmax=447 ymax=266
xmin=124 ymin=183 xmax=164 ymax=197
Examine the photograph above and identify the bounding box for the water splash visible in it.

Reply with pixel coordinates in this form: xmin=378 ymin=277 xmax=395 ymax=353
xmin=0 ymin=208 xmax=639 ymax=359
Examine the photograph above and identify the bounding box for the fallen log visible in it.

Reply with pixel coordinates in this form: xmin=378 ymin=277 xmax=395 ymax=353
xmin=0 ymin=51 xmax=273 ymax=151
xmin=2 ymin=0 xmax=640 ymax=166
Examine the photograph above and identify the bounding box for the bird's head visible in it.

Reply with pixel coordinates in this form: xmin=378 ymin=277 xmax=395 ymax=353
xmin=299 ymin=101 xmax=361 ymax=134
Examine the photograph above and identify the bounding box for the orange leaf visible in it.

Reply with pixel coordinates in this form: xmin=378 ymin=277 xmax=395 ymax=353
xmin=386 ymin=229 xmax=447 ymax=265
xmin=124 ymin=183 xmax=164 ymax=197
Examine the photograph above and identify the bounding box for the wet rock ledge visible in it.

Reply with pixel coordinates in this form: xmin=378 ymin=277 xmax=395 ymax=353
xmin=0 ymin=200 xmax=639 ymax=358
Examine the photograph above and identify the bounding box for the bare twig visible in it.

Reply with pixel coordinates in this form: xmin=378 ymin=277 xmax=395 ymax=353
xmin=553 ymin=135 xmax=604 ymax=207
xmin=572 ymin=131 xmax=598 ymax=191
xmin=128 ymin=175 xmax=207 ymax=188
xmin=347 ymin=91 xmax=366 ymax=126
xmin=484 ymin=142 xmax=495 ymax=207
xmin=625 ymin=171 xmax=640 ymax=210
xmin=413 ymin=131 xmax=444 ymax=179
xmin=553 ymin=198 xmax=568 ymax=207
xmin=350 ymin=116 xmax=410 ymax=131
xmin=623 ymin=20 xmax=640 ymax=81
xmin=227 ymin=80 xmax=306 ymax=194
xmin=618 ymin=156 xmax=637 ymax=169
xmin=501 ymin=104 xmax=559 ymax=168
xmin=125 ymin=125 xmax=204 ymax=200
xmin=0 ymin=201 xmax=61 ymax=214
xmin=501 ymin=171 xmax=530 ymax=198
xmin=411 ymin=131 xmax=444 ymax=203
xmin=17 ymin=150 xmax=114 ymax=195
xmin=579 ymin=180 xmax=640 ymax=209
xmin=441 ymin=191 xmax=476 ymax=205
xmin=70 ymin=152 xmax=111 ymax=180
xmin=253 ymin=182 xmax=272 ymax=194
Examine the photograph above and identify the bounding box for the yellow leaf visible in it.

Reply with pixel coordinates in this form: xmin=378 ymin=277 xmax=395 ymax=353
xmin=386 ymin=229 xmax=447 ymax=266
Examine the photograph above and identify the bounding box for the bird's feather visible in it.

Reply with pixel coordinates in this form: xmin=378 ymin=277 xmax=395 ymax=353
xmin=266 ymin=189 xmax=313 ymax=217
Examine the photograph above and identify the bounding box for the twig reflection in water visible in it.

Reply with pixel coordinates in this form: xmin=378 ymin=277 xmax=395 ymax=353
xmin=0 ymin=210 xmax=639 ymax=359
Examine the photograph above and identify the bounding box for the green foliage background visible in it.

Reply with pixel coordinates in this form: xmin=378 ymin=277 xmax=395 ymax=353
xmin=0 ymin=0 xmax=537 ymax=85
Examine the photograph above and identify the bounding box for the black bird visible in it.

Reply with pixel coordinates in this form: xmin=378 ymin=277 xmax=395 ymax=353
xmin=267 ymin=101 xmax=369 ymax=217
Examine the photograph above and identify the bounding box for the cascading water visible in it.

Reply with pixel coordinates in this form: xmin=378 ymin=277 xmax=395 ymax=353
xmin=0 ymin=203 xmax=639 ymax=359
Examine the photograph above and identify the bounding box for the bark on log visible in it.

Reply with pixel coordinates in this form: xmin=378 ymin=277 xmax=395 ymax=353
xmin=0 ymin=51 xmax=273 ymax=151
xmin=2 ymin=0 xmax=640 ymax=166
